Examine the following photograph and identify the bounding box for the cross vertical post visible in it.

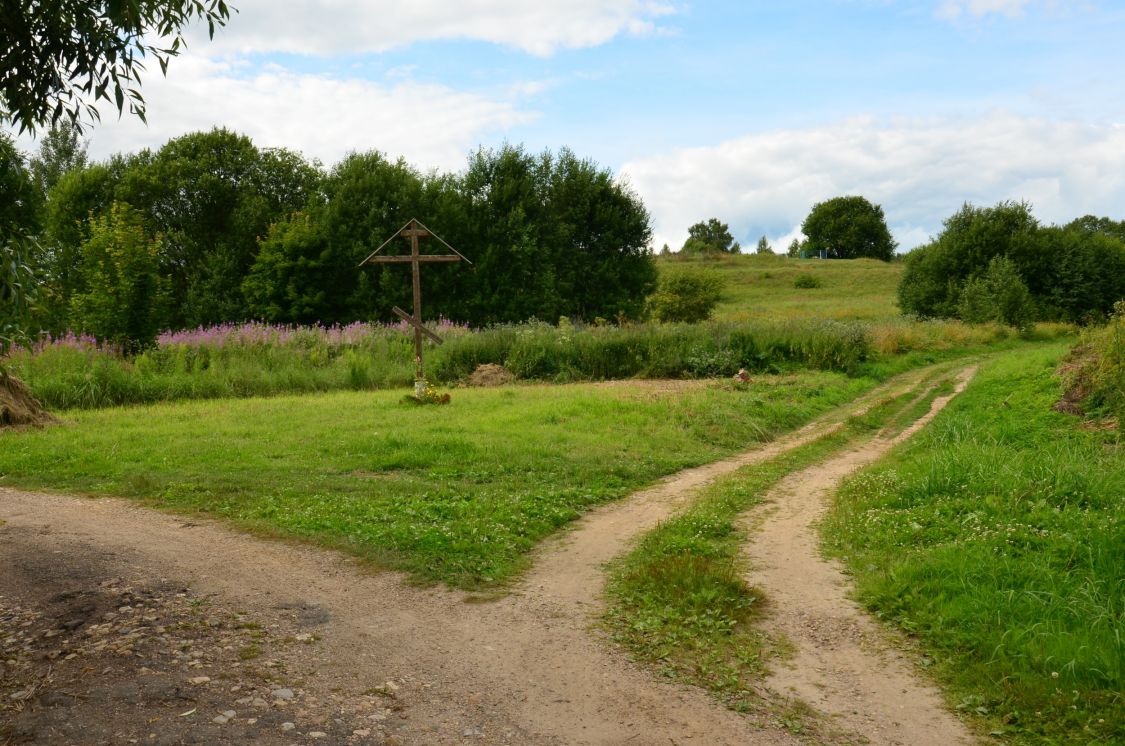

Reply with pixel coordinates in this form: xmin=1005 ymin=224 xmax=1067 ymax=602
xmin=359 ymin=219 xmax=471 ymax=393
xmin=410 ymin=225 xmax=423 ymax=380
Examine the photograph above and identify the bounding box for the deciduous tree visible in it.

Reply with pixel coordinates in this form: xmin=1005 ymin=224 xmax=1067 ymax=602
xmin=28 ymin=121 xmax=88 ymax=198
xmin=1 ymin=0 xmax=230 ymax=133
xmin=69 ymin=202 xmax=167 ymax=351
xmin=801 ymin=196 xmax=895 ymax=261
xmin=0 ymin=134 xmax=41 ymax=366
xmin=898 ymin=201 xmax=1125 ymax=323
xmin=681 ymin=218 xmax=740 ymax=255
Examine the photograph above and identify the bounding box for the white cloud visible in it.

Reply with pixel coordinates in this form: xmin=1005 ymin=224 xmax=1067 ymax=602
xmin=65 ymin=54 xmax=536 ymax=171
xmin=620 ymin=113 xmax=1125 ymax=252
xmin=196 ymin=0 xmax=677 ymax=57
xmin=936 ymin=0 xmax=1031 ymax=20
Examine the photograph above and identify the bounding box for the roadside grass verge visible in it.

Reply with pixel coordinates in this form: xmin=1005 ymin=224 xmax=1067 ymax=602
xmin=823 ymin=344 xmax=1124 ymax=743
xmin=1058 ymin=300 xmax=1124 ymax=431
xmin=602 ymin=374 xmax=953 ymax=718
xmin=0 ymin=372 xmax=872 ymax=589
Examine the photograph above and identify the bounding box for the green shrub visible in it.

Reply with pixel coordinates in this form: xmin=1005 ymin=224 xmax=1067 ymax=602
xmin=648 ymin=267 xmax=725 ymax=323
xmin=956 ymin=256 xmax=1035 ymax=330
xmin=793 ymin=273 xmax=821 ymax=289
xmin=69 ymin=202 xmax=168 ymax=352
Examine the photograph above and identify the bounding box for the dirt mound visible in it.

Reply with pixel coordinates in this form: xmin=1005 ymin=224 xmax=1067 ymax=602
xmin=468 ymin=363 xmax=515 ymax=387
xmin=0 ymin=375 xmax=55 ymax=428
xmin=1053 ymin=344 xmax=1094 ymax=416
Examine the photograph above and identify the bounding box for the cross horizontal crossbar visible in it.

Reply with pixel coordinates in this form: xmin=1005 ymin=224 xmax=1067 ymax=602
xmin=392 ymin=306 xmax=444 ymax=345
xmin=366 ymin=255 xmax=462 ymax=264
xmin=359 ymin=218 xmax=473 ymax=266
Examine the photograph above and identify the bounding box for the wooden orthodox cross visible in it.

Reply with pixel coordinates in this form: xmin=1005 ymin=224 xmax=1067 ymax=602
xmin=360 ymin=219 xmax=470 ymax=385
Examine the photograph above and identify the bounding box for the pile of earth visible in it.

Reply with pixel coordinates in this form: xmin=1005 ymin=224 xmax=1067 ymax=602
xmin=467 ymin=364 xmax=515 ymax=387
xmin=0 ymin=375 xmax=54 ymax=428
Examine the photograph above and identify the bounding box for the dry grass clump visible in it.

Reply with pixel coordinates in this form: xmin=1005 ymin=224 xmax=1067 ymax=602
xmin=867 ymin=320 xmax=1007 ymax=355
xmin=0 ymin=375 xmax=56 ymax=428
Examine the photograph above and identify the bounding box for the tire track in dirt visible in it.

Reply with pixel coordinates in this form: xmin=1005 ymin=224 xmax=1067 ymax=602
xmin=520 ymin=364 xmax=944 ymax=610
xmin=0 ymin=364 xmax=960 ymax=745
xmin=739 ymin=366 xmax=978 ymax=746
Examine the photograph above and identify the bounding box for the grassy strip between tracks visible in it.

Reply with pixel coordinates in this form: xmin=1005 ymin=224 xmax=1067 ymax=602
xmin=601 ymin=374 xmax=954 ymax=727
xmin=823 ymin=343 xmax=1123 ymax=744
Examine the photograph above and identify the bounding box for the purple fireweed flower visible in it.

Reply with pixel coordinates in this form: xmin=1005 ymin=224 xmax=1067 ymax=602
xmin=149 ymin=318 xmax=472 ymax=353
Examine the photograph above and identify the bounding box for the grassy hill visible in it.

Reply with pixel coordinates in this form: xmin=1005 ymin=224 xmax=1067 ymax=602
xmin=657 ymin=253 xmax=904 ymax=322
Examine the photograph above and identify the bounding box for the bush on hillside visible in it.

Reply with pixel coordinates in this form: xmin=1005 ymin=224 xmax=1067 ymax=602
xmin=648 ymin=267 xmax=725 ymax=323
xmin=1061 ymin=301 xmax=1125 ymax=430
xmin=793 ymin=273 xmax=821 ymax=289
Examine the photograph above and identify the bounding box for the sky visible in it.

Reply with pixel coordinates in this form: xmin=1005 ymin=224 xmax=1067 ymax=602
xmin=13 ymin=0 xmax=1125 ymax=252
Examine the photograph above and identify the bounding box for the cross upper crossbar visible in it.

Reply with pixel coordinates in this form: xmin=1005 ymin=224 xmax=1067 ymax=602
xmin=366 ymin=255 xmax=461 ymax=264
xmin=360 ymin=218 xmax=472 ymax=266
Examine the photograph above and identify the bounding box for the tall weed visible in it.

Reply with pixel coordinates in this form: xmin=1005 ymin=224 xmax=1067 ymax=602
xmin=8 ymin=315 xmax=1032 ymax=410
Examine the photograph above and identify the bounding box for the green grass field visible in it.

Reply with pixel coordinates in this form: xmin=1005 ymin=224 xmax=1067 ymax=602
xmin=0 ymin=371 xmax=871 ymax=588
xmin=657 ymin=253 xmax=904 ymax=322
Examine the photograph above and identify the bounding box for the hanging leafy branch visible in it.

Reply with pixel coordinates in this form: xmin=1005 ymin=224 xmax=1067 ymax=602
xmin=0 ymin=0 xmax=232 ymax=134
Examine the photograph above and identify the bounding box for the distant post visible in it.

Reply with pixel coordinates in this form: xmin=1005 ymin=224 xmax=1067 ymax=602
xmin=359 ymin=219 xmax=470 ymax=391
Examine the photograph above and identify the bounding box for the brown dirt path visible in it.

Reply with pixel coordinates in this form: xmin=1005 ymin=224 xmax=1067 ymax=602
xmin=1 ymin=489 xmax=801 ymax=745
xmin=0 ymin=365 xmax=966 ymax=745
xmin=740 ymin=367 xmax=979 ymax=746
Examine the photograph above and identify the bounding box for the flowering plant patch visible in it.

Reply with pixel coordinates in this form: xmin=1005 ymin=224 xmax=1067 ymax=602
xmin=403 ymin=377 xmax=450 ymax=406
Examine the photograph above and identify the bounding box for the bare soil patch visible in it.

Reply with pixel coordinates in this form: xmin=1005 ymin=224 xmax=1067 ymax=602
xmin=0 ymin=529 xmax=412 ymax=746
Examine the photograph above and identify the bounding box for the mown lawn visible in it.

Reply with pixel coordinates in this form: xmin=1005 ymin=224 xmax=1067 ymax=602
xmin=0 ymin=372 xmax=871 ymax=588
xmin=823 ymin=344 xmax=1124 ymax=743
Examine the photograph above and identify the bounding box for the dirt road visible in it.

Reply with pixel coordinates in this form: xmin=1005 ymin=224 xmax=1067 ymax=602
xmin=0 ymin=368 xmax=976 ymax=745
xmin=741 ymin=367 xmax=977 ymax=746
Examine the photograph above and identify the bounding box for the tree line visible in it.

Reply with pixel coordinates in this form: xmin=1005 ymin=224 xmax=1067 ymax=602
xmin=671 ymin=196 xmax=898 ymax=261
xmin=665 ymin=196 xmax=1124 ymax=329
xmin=898 ymin=202 xmax=1125 ymax=327
xmin=3 ymin=126 xmax=656 ymax=350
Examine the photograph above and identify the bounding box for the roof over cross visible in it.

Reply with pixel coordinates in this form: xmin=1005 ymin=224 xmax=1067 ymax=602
xmin=359 ymin=218 xmax=471 ymax=381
